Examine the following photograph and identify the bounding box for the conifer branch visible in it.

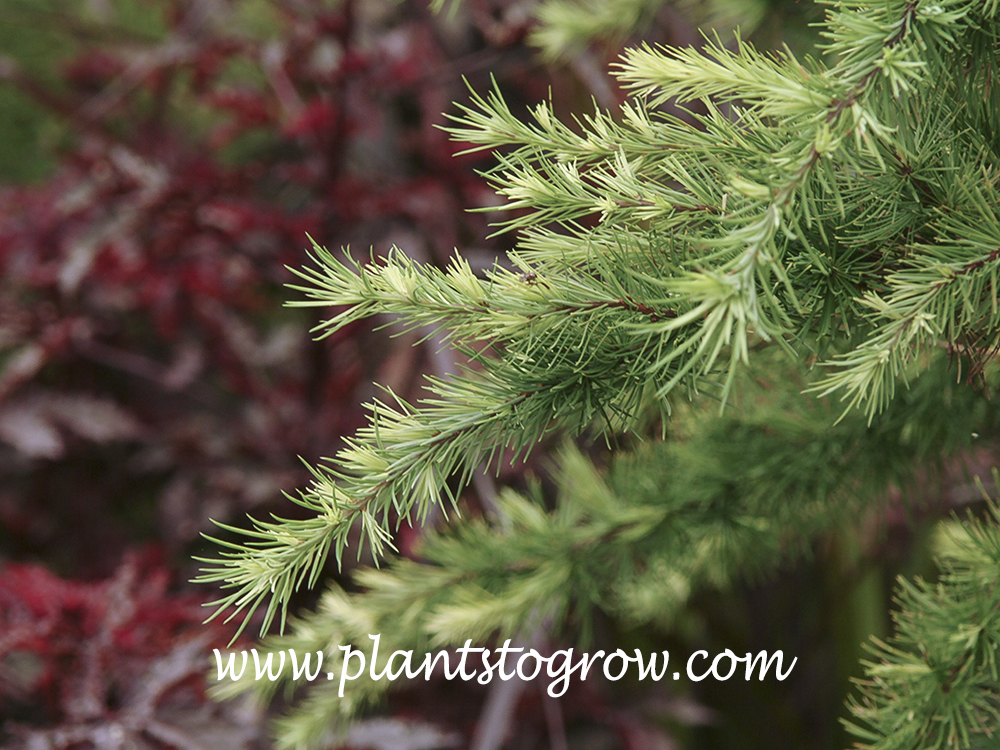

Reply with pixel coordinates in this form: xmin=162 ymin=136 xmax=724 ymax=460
xmin=199 ymin=13 xmax=1000 ymax=750
xmin=844 ymin=479 xmax=1000 ymax=750
xmin=212 ymin=359 xmax=1000 ymax=748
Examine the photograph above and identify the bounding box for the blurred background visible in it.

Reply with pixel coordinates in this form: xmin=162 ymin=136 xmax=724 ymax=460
xmin=0 ymin=1 xmax=941 ymax=749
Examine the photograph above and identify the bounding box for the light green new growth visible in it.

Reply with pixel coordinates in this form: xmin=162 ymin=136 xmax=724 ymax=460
xmin=199 ymin=0 xmax=1000 ymax=747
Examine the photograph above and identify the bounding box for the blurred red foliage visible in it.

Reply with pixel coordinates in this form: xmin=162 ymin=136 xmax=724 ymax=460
xmin=0 ymin=0 xmax=537 ymax=578
xmin=0 ymin=551 xmax=259 ymax=750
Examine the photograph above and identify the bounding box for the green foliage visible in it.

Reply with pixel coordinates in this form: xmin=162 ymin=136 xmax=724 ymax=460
xmin=210 ymin=357 xmax=999 ymax=749
xmin=844 ymin=481 xmax=1000 ymax=749
xmin=0 ymin=0 xmax=171 ymax=183
xmin=525 ymin=0 xmax=778 ymax=60
xmin=199 ymin=0 xmax=1000 ymax=747
xmin=0 ymin=0 xmax=75 ymax=182
xmin=528 ymin=0 xmax=671 ymax=59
